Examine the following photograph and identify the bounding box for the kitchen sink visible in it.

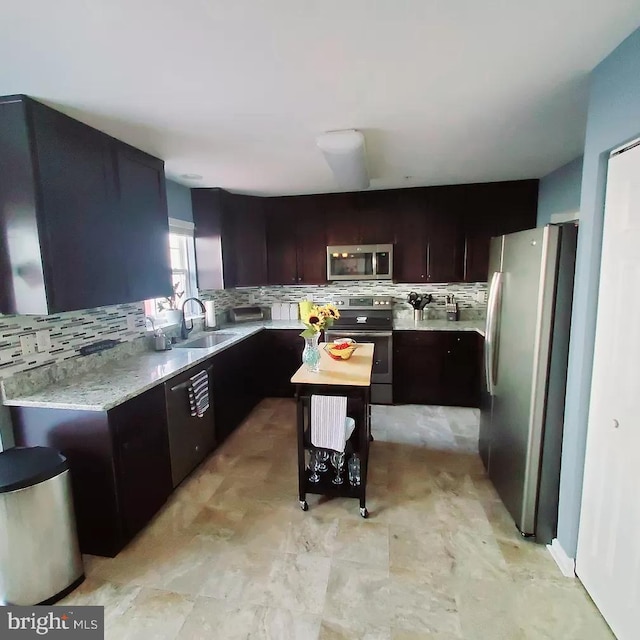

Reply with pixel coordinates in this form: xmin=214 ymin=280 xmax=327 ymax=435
xmin=174 ymin=332 xmax=238 ymax=349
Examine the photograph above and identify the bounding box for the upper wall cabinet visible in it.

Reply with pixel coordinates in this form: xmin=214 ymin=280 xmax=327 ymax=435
xmin=0 ymin=95 xmax=171 ymax=315
xmin=264 ymin=195 xmax=327 ymax=285
xmin=462 ymin=180 xmax=538 ymax=282
xmin=192 ymin=182 xmax=537 ymax=289
xmin=191 ymin=188 xmax=267 ymax=289
xmin=393 ymin=187 xmax=465 ymax=283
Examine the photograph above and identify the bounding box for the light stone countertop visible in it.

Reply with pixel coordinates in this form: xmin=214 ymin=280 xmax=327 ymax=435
xmin=392 ymin=319 xmax=485 ymax=336
xmin=3 ymin=318 xmax=484 ymax=412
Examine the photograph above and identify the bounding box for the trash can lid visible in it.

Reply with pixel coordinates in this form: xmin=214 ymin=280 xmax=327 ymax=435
xmin=0 ymin=446 xmax=68 ymax=493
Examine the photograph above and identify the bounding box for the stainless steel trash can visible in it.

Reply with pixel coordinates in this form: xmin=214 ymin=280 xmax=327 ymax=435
xmin=0 ymin=447 xmax=84 ymax=605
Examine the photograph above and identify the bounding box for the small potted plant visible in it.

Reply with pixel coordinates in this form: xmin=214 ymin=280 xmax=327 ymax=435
xmin=158 ymin=282 xmax=184 ymax=325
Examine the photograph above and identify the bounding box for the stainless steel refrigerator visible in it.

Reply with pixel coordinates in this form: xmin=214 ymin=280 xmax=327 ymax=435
xmin=479 ymin=224 xmax=577 ymax=543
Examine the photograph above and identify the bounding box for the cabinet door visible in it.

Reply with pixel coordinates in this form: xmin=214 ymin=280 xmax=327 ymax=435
xmin=223 ymin=193 xmax=268 ymax=287
xmin=393 ymin=331 xmax=445 ymax=404
xmin=30 ymin=101 xmax=128 ymax=311
xmin=394 ymin=190 xmax=428 ymax=283
xmin=211 ymin=334 xmax=266 ymax=442
xmin=441 ymin=332 xmax=481 ymax=407
xmin=263 ymin=329 xmax=304 ymax=397
xmin=357 ymin=191 xmax=396 ymax=245
xmin=463 ymin=181 xmax=538 ymax=282
xmin=265 ymin=199 xmax=299 ymax=285
xmin=323 ymin=193 xmax=362 ymax=244
xmin=116 ymin=145 xmax=172 ymax=302
xmin=192 ymin=188 xmax=225 ymax=290
xmin=425 ymin=187 xmax=465 ymax=283
xmin=110 ymin=385 xmax=172 ymax=540
xmin=294 ymin=198 xmax=328 ymax=284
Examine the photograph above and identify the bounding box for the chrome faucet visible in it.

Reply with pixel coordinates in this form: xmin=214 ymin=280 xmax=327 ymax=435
xmin=180 ymin=297 xmax=207 ymax=339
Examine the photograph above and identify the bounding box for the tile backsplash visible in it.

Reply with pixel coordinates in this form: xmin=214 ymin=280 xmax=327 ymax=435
xmin=202 ymin=281 xmax=488 ymax=320
xmin=0 ymin=281 xmax=486 ymax=385
xmin=0 ymin=303 xmax=146 ymax=381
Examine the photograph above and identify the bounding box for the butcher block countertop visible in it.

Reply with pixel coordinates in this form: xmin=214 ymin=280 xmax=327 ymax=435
xmin=290 ymin=343 xmax=374 ymax=387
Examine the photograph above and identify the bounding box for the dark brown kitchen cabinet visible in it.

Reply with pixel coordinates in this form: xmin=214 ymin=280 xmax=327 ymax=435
xmin=322 ymin=193 xmax=362 ymax=245
xmin=0 ymin=94 xmax=171 ymax=314
xmin=425 ymin=187 xmax=465 ymax=283
xmin=262 ymin=329 xmax=304 ymax=397
xmin=394 ymin=187 xmax=464 ymax=283
xmin=191 ymin=188 xmax=267 ymax=289
xmin=463 ymin=181 xmax=538 ymax=282
xmin=265 ymin=196 xmax=327 ymax=285
xmin=116 ymin=145 xmax=172 ymax=302
xmin=11 ymin=385 xmax=172 ymax=557
xmin=393 ymin=331 xmax=481 ymax=407
xmin=322 ymin=191 xmax=396 ymax=246
xmin=211 ymin=332 xmax=265 ymax=442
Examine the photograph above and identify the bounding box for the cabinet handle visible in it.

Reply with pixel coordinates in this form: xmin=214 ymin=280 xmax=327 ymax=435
xmin=426 ymin=242 xmax=431 ymax=280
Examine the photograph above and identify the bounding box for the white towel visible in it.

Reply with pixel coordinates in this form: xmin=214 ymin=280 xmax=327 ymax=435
xmin=311 ymin=395 xmax=354 ymax=452
xmin=188 ymin=370 xmax=210 ymax=418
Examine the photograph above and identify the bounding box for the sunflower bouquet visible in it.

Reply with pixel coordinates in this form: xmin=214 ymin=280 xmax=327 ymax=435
xmin=300 ymin=303 xmax=340 ymax=338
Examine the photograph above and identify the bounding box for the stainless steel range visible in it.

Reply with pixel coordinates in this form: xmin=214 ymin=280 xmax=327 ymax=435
xmin=325 ymin=296 xmax=394 ymax=405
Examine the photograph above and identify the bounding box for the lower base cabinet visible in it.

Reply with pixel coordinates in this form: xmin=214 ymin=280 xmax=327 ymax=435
xmin=211 ymin=331 xmax=266 ymax=443
xmin=262 ymin=329 xmax=304 ymax=398
xmin=393 ymin=331 xmax=482 ymax=407
xmin=11 ymin=385 xmax=172 ymax=557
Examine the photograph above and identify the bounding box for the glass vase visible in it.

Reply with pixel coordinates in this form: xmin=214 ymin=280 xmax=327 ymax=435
xmin=302 ymin=333 xmax=321 ymax=373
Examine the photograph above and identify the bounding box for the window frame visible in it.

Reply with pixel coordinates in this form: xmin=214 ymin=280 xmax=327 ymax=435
xmin=145 ymin=218 xmax=199 ymax=323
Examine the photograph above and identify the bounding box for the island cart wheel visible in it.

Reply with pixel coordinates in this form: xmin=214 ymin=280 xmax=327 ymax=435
xmin=300 ymin=500 xmax=309 ymax=512
xmin=360 ymin=507 xmax=368 ymax=519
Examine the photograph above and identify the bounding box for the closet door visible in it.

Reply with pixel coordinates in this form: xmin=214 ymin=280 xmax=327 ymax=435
xmin=576 ymin=142 xmax=640 ymax=639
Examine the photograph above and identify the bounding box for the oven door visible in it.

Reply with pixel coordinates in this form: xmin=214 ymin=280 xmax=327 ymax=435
xmin=325 ymin=330 xmax=392 ymax=384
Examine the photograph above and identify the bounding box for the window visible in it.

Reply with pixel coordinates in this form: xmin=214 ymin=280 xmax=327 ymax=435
xmin=145 ymin=219 xmax=198 ymax=319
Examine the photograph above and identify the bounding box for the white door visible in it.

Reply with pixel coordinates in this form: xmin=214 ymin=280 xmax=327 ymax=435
xmin=576 ymin=142 xmax=640 ymax=639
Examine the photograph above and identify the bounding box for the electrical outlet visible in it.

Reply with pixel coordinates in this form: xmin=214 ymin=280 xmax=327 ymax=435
xmin=127 ymin=315 xmax=138 ymax=331
xmin=20 ymin=333 xmax=37 ymax=356
xmin=36 ymin=329 xmax=51 ymax=352
xmin=476 ymin=291 xmax=487 ymax=304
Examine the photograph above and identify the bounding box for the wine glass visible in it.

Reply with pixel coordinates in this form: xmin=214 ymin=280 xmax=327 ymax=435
xmin=308 ymin=449 xmax=320 ymax=483
xmin=330 ymin=451 xmax=345 ymax=485
xmin=317 ymin=449 xmax=329 ymax=472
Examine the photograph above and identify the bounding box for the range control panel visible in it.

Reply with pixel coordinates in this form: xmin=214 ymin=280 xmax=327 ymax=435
xmin=333 ymin=296 xmax=394 ymax=310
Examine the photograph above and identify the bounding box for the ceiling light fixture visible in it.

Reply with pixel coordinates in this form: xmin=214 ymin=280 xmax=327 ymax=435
xmin=180 ymin=173 xmax=203 ymax=181
xmin=316 ymin=129 xmax=370 ymax=190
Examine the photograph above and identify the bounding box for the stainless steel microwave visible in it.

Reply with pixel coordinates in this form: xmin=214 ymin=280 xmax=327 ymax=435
xmin=326 ymin=244 xmax=393 ymax=281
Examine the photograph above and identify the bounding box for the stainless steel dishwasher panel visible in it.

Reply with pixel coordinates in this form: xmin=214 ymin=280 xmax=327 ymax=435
xmin=165 ymin=365 xmax=215 ymax=488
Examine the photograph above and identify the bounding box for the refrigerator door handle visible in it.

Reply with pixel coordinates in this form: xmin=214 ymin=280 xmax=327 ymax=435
xmin=485 ymin=271 xmax=503 ymax=396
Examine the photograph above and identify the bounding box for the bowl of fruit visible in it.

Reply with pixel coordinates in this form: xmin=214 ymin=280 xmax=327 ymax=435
xmin=325 ymin=339 xmax=358 ymax=360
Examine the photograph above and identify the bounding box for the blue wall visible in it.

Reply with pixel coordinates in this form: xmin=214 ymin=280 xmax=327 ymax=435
xmin=166 ymin=179 xmax=193 ymax=223
xmin=557 ymin=27 xmax=640 ymax=559
xmin=537 ymin=156 xmax=583 ymax=226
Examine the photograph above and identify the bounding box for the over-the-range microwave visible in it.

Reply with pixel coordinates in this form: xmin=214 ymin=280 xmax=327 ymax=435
xmin=326 ymin=244 xmax=393 ymax=281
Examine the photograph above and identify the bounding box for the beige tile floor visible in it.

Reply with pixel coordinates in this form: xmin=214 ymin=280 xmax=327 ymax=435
xmin=61 ymin=398 xmax=613 ymax=639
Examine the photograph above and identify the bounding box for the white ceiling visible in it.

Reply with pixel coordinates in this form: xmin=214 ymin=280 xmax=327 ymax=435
xmin=1 ymin=1 xmax=639 ymax=195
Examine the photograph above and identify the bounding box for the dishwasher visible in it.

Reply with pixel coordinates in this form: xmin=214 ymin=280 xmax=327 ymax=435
xmin=165 ymin=363 xmax=215 ymax=487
